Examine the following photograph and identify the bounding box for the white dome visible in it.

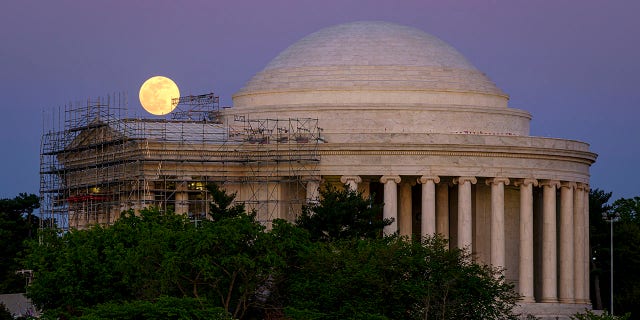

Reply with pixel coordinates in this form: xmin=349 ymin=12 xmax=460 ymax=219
xmin=265 ymin=21 xmax=476 ymax=70
xmin=234 ymin=21 xmax=506 ymax=103
xmin=231 ymin=21 xmax=530 ymax=137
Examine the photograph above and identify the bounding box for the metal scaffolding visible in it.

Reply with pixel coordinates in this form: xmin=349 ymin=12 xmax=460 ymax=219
xmin=40 ymin=93 xmax=321 ymax=230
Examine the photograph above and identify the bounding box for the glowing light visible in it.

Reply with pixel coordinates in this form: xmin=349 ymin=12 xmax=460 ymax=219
xmin=139 ymin=76 xmax=180 ymax=115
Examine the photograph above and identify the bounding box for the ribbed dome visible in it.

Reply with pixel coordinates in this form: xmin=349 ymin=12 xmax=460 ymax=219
xmin=234 ymin=21 xmax=506 ymax=102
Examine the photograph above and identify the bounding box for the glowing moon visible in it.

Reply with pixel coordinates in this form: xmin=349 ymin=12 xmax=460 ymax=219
xmin=139 ymin=76 xmax=180 ymax=115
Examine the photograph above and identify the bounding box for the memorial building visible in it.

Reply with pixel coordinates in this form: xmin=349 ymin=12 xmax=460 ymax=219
xmin=40 ymin=21 xmax=597 ymax=317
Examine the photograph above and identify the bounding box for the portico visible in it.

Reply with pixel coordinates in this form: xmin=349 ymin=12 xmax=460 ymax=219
xmin=325 ymin=174 xmax=590 ymax=304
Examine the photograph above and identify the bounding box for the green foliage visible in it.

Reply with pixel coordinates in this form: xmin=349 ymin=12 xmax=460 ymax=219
xmin=571 ymin=309 xmax=631 ymax=320
xmin=25 ymin=184 xmax=520 ymax=319
xmin=0 ymin=193 xmax=40 ymax=293
xmin=0 ymin=303 xmax=13 ymax=320
xmin=280 ymin=235 xmax=519 ymax=320
xmin=295 ymin=184 xmax=390 ymax=241
xmin=288 ymin=186 xmax=517 ymax=319
xmin=77 ymin=297 xmax=232 ymax=320
xmin=25 ymin=185 xmax=280 ymax=319
xmin=612 ymin=197 xmax=640 ymax=222
xmin=207 ymin=183 xmax=246 ymax=221
xmin=590 ymin=190 xmax=640 ymax=316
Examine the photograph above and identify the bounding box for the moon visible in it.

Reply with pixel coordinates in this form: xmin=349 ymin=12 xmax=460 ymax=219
xmin=139 ymin=76 xmax=180 ymax=115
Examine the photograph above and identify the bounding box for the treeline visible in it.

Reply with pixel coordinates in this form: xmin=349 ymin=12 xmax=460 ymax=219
xmin=6 ymin=186 xmax=637 ymax=318
xmin=21 ymin=185 xmax=519 ymax=320
xmin=0 ymin=193 xmax=39 ymax=294
xmin=589 ymin=190 xmax=640 ymax=316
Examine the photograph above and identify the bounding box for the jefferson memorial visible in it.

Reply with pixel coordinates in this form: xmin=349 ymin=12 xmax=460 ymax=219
xmin=41 ymin=21 xmax=596 ymax=318
xmin=231 ymin=21 xmax=597 ymax=317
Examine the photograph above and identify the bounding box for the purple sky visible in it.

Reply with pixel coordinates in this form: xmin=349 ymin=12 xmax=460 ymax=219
xmin=1 ymin=0 xmax=639 ymax=200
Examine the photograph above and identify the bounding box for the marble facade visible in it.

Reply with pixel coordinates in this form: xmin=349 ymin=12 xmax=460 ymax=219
xmin=228 ymin=21 xmax=597 ymax=318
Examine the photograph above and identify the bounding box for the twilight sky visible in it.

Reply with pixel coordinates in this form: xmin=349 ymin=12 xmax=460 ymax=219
xmin=1 ymin=0 xmax=639 ymax=200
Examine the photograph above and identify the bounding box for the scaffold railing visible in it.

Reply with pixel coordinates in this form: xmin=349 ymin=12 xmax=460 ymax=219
xmin=40 ymin=93 xmax=321 ymax=230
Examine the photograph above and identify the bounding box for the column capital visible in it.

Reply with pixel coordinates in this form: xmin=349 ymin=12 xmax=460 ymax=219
xmin=340 ymin=175 xmax=362 ymax=184
xmin=418 ymin=175 xmax=440 ymax=184
xmin=485 ymin=177 xmax=510 ymax=186
xmin=539 ymin=179 xmax=561 ymax=188
xmin=577 ymin=183 xmax=590 ymax=192
xmin=514 ymin=178 xmax=539 ymax=187
xmin=380 ymin=175 xmax=401 ymax=184
xmin=176 ymin=181 xmax=188 ymax=191
xmin=561 ymin=181 xmax=577 ymax=189
xmin=453 ymin=176 xmax=477 ymax=185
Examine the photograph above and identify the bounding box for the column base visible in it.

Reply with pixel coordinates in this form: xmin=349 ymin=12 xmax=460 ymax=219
xmin=559 ymin=298 xmax=575 ymax=304
xmin=540 ymin=298 xmax=559 ymax=303
xmin=520 ymin=296 xmax=535 ymax=303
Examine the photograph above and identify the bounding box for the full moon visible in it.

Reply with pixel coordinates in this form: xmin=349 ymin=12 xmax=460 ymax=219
xmin=139 ymin=76 xmax=180 ymax=115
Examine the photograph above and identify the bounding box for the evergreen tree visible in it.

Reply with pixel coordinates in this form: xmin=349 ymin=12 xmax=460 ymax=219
xmin=295 ymin=184 xmax=390 ymax=241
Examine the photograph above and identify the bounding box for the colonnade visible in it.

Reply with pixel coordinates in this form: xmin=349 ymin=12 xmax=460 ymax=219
xmin=305 ymin=175 xmax=590 ymax=305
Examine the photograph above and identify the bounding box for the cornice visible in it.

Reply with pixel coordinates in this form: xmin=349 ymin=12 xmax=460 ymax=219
xmin=316 ymin=146 xmax=597 ymax=165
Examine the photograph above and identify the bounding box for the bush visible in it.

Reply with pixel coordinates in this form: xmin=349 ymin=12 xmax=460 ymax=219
xmin=571 ymin=310 xmax=631 ymax=320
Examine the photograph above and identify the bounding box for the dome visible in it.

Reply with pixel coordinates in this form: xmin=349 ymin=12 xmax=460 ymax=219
xmin=233 ymin=21 xmax=507 ymax=108
xmin=265 ymin=21 xmax=477 ymax=70
xmin=231 ymin=21 xmax=530 ymax=137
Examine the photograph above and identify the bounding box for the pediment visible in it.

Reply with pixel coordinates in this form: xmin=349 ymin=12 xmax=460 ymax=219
xmin=65 ymin=118 xmax=126 ymax=151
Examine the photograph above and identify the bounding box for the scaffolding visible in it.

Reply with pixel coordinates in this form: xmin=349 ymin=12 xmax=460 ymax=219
xmin=40 ymin=93 xmax=321 ymax=230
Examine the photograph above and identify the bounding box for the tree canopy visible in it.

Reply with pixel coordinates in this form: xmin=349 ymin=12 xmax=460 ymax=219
xmin=295 ymin=185 xmax=390 ymax=241
xmin=24 ymin=184 xmax=520 ymax=319
xmin=0 ymin=193 xmax=39 ymax=293
xmin=25 ymin=189 xmax=277 ymax=319
xmin=279 ymin=236 xmax=518 ymax=320
xmin=589 ymin=190 xmax=640 ymax=317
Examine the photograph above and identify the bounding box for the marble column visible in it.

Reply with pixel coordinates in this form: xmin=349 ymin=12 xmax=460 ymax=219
xmin=584 ymin=185 xmax=591 ymax=303
xmin=140 ymin=180 xmax=155 ymax=209
xmin=340 ymin=175 xmax=362 ymax=192
xmin=436 ymin=183 xmax=449 ymax=240
xmin=454 ymin=176 xmax=477 ymax=250
xmin=418 ymin=176 xmax=440 ymax=238
xmin=540 ymin=179 xmax=560 ymax=303
xmin=305 ymin=176 xmax=321 ymax=204
xmin=175 ymin=181 xmax=189 ymax=215
xmin=381 ymin=175 xmax=401 ymax=236
xmin=515 ymin=178 xmax=538 ymax=303
xmin=559 ymin=182 xmax=576 ymax=303
xmin=486 ymin=177 xmax=510 ymax=270
xmin=399 ymin=181 xmax=413 ymax=237
xmin=574 ymin=183 xmax=586 ymax=304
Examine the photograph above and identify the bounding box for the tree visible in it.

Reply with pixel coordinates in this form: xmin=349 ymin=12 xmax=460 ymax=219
xmin=589 ymin=188 xmax=613 ymax=310
xmin=572 ymin=309 xmax=631 ymax=320
xmin=607 ymin=197 xmax=640 ymax=316
xmin=295 ymin=184 xmax=390 ymax=241
xmin=282 ymin=186 xmax=519 ymax=319
xmin=0 ymin=303 xmax=13 ymax=320
xmin=589 ymin=190 xmax=640 ymax=317
xmin=76 ymin=297 xmax=232 ymax=320
xmin=24 ymin=184 xmax=282 ymax=319
xmin=280 ymin=235 xmax=519 ymax=320
xmin=24 ymin=184 xmax=521 ymax=319
xmin=206 ymin=183 xmax=246 ymax=221
xmin=0 ymin=193 xmax=40 ymax=293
